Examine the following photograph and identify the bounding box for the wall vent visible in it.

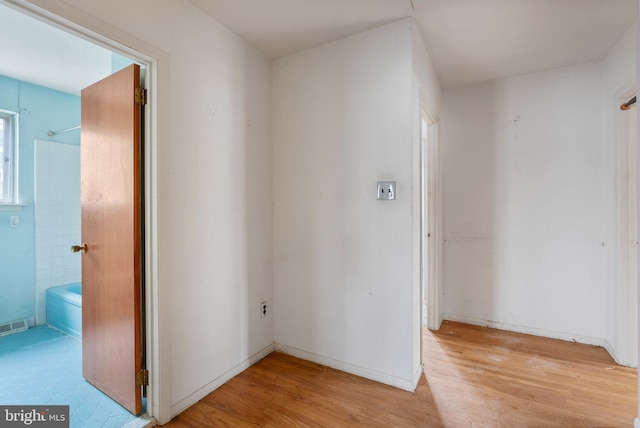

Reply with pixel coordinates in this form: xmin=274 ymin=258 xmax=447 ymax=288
xmin=0 ymin=319 xmax=29 ymax=337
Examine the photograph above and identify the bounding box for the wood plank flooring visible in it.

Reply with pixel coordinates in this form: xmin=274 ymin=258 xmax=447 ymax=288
xmin=163 ymin=321 xmax=637 ymax=427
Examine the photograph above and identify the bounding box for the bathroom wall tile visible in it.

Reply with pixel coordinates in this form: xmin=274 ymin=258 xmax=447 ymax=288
xmin=50 ymin=204 xmax=65 ymax=216
xmin=35 ymin=216 xmax=50 ymax=227
xmin=50 ymin=266 xmax=64 ymax=279
xmin=51 ymin=245 xmax=67 ymax=257
xmin=35 ymin=140 xmax=80 ymax=325
xmin=35 ymin=236 xmax=51 ymax=250
xmin=49 ymin=225 xmax=64 ymax=238
xmin=49 ymin=214 xmax=64 ymax=226
xmin=63 ymin=254 xmax=77 ymax=267
xmin=35 ymin=247 xmax=50 ymax=260
xmin=63 ymin=223 xmax=78 ymax=236
xmin=49 ymin=257 xmax=63 ymax=269
xmin=35 ymin=267 xmax=50 ymax=281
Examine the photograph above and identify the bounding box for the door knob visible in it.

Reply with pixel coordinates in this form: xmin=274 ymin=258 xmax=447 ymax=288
xmin=71 ymin=243 xmax=87 ymax=253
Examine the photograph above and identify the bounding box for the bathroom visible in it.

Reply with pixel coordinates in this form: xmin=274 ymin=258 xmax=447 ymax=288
xmin=0 ymin=4 xmax=141 ymax=426
xmin=0 ymin=72 xmax=82 ymax=331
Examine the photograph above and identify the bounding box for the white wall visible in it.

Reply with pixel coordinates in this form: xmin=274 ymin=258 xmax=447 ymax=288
xmin=22 ymin=0 xmax=274 ymax=421
xmin=442 ymin=62 xmax=608 ymax=343
xmin=159 ymin=8 xmax=273 ymax=412
xmin=602 ymin=22 xmax=637 ymax=366
xmin=273 ymin=19 xmax=420 ymax=390
xmin=412 ymin=25 xmax=441 ymax=116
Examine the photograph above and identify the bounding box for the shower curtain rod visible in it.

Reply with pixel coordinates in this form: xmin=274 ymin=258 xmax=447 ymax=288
xmin=47 ymin=125 xmax=80 ymax=136
xmin=620 ymin=96 xmax=636 ymax=110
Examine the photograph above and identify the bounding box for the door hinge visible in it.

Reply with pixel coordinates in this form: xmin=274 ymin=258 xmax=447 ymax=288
xmin=135 ymin=87 xmax=147 ymax=106
xmin=136 ymin=368 xmax=149 ymax=386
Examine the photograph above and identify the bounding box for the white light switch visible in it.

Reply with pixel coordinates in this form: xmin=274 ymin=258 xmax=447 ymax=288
xmin=377 ymin=181 xmax=396 ymax=200
xmin=10 ymin=215 xmax=19 ymax=227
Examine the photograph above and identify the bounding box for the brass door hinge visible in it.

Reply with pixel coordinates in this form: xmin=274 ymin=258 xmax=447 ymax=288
xmin=135 ymin=87 xmax=147 ymax=106
xmin=136 ymin=368 xmax=149 ymax=386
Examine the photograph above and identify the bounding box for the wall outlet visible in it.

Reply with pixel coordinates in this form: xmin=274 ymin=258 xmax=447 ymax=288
xmin=260 ymin=301 xmax=267 ymax=318
xmin=10 ymin=215 xmax=19 ymax=228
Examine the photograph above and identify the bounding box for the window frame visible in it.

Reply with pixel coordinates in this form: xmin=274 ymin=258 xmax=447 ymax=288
xmin=0 ymin=109 xmax=19 ymax=205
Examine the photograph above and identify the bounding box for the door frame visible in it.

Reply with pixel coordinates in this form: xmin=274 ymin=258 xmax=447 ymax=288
xmin=615 ymin=81 xmax=638 ymax=367
xmin=419 ymin=94 xmax=442 ymax=331
xmin=4 ymin=0 xmax=169 ymax=422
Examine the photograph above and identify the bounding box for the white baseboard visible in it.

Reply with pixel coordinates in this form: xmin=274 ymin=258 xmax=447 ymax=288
xmin=635 ymin=417 xmax=640 ymax=428
xmin=421 ymin=300 xmax=428 ymax=326
xmin=170 ymin=343 xmax=275 ymax=418
xmin=442 ymin=314 xmax=608 ymax=349
xmin=412 ymin=364 xmax=423 ymax=391
xmin=123 ymin=415 xmax=157 ymax=428
xmin=275 ymin=343 xmax=418 ymax=392
xmin=435 ymin=313 xmax=443 ymax=331
xmin=602 ymin=339 xmax=619 ymax=363
xmin=602 ymin=339 xmax=638 ymax=368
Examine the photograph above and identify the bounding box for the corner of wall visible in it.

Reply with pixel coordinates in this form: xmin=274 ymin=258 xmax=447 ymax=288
xmin=410 ymin=22 xmax=442 ymax=118
xmin=273 ymin=17 xmax=420 ymax=387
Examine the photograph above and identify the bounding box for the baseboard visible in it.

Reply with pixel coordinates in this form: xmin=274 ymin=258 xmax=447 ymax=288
xmin=441 ymin=314 xmax=608 ymax=349
xmin=602 ymin=339 xmax=620 ymax=365
xmin=170 ymin=343 xmax=275 ymax=418
xmin=435 ymin=313 xmax=443 ymax=331
xmin=421 ymin=300 xmax=428 ymax=326
xmin=123 ymin=415 xmax=157 ymax=428
xmin=635 ymin=417 xmax=640 ymax=428
xmin=602 ymin=339 xmax=638 ymax=368
xmin=275 ymin=343 xmax=418 ymax=392
xmin=412 ymin=364 xmax=423 ymax=391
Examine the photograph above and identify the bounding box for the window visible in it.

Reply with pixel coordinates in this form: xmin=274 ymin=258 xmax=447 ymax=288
xmin=0 ymin=109 xmax=18 ymax=204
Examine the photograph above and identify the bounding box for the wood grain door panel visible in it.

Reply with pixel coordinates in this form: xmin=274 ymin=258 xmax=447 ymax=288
xmin=80 ymin=64 xmax=142 ymax=415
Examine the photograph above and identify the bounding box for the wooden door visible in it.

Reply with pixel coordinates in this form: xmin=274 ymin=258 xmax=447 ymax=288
xmin=80 ymin=64 xmax=143 ymax=415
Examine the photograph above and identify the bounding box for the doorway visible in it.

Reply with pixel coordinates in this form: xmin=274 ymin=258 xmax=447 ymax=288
xmin=0 ymin=0 xmax=160 ymax=422
xmin=420 ymin=104 xmax=441 ymax=331
xmin=616 ymin=85 xmax=638 ymax=367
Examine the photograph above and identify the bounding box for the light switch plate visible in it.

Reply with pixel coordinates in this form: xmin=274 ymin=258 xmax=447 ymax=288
xmin=10 ymin=215 xmax=19 ymax=227
xmin=377 ymin=181 xmax=396 ymax=200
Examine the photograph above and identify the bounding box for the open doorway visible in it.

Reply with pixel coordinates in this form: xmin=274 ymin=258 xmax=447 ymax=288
xmin=615 ymin=84 xmax=638 ymax=367
xmin=0 ymin=3 xmax=156 ymax=424
xmin=420 ymin=104 xmax=441 ymax=331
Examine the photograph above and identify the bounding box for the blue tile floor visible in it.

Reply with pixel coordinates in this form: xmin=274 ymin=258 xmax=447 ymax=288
xmin=0 ymin=326 xmax=138 ymax=427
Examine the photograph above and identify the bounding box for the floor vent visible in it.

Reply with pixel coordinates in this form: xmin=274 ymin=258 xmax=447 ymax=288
xmin=0 ymin=319 xmax=29 ymax=337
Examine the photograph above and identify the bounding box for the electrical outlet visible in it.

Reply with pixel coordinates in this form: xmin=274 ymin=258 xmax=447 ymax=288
xmin=260 ymin=301 xmax=268 ymax=318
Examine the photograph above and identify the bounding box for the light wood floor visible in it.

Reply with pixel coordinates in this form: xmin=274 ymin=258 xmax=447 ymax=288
xmin=163 ymin=321 xmax=637 ymax=427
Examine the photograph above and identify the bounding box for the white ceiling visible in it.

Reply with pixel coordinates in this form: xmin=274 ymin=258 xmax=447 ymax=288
xmin=414 ymin=0 xmax=637 ymax=87
xmin=0 ymin=5 xmax=111 ymax=95
xmin=187 ymin=0 xmax=415 ymax=59
xmin=188 ymin=0 xmax=637 ymax=88
xmin=0 ymin=0 xmax=636 ymax=93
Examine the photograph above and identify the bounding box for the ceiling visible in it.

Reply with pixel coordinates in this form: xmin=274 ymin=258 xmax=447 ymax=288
xmin=187 ymin=0 xmax=415 ymax=59
xmin=414 ymin=0 xmax=637 ymax=87
xmin=188 ymin=0 xmax=637 ymax=88
xmin=0 ymin=0 xmax=636 ymax=93
xmin=0 ymin=5 xmax=112 ymax=95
